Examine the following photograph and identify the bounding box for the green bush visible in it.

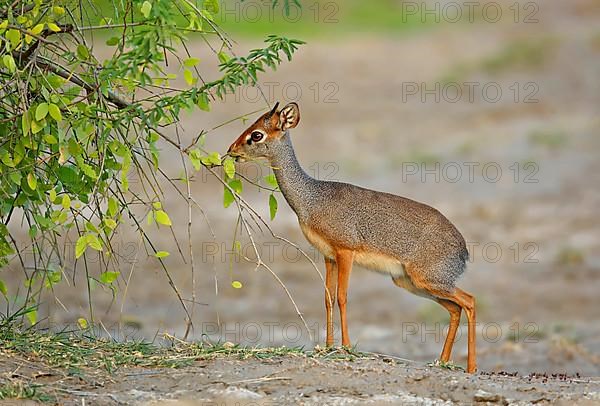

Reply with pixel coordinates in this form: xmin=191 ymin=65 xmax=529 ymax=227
xmin=0 ymin=0 xmax=302 ymax=323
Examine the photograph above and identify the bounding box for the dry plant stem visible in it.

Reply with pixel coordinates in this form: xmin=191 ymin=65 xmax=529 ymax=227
xmin=176 ymin=128 xmax=197 ymax=341
xmin=146 ymin=125 xmax=322 ymax=341
xmin=204 ymin=165 xmax=324 ymax=342
xmin=116 ymin=194 xmax=193 ymax=326
xmin=119 ymin=234 xmax=144 ymax=328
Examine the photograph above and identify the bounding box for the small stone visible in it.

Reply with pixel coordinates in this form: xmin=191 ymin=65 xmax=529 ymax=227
xmin=473 ymin=389 xmax=507 ymax=404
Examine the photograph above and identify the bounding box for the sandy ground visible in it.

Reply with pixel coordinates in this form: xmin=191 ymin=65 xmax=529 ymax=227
xmin=2 ymin=0 xmax=600 ymax=403
xmin=3 ymin=349 xmax=600 ymax=405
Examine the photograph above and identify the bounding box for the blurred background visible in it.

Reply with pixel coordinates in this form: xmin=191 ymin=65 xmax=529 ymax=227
xmin=6 ymin=0 xmax=600 ymax=375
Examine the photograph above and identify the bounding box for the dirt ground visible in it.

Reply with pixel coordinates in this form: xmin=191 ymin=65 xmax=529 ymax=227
xmin=2 ymin=0 xmax=600 ymax=404
xmin=3 ymin=349 xmax=600 ymax=405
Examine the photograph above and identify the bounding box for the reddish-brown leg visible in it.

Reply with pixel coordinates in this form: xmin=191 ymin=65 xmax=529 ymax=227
xmin=455 ymin=288 xmax=476 ymax=373
xmin=335 ymin=250 xmax=354 ymax=347
xmin=324 ymin=257 xmax=337 ymax=347
xmin=439 ymin=288 xmax=476 ymax=373
xmin=404 ymin=265 xmax=477 ymax=373
xmin=437 ymin=299 xmax=462 ymax=363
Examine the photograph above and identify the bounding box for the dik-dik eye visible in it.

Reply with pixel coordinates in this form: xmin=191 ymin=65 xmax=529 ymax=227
xmin=249 ymin=131 xmax=265 ymax=144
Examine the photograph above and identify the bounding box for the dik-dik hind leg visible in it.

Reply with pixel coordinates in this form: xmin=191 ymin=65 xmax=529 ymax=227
xmin=403 ymin=266 xmax=476 ymax=373
xmin=324 ymin=257 xmax=337 ymax=347
xmin=436 ymin=288 xmax=476 ymax=373
xmin=335 ymin=250 xmax=354 ymax=347
xmin=437 ymin=299 xmax=462 ymax=363
xmin=391 ymin=276 xmax=462 ymax=364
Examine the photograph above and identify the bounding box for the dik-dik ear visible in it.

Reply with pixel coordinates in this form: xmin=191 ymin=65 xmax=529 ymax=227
xmin=279 ymin=102 xmax=300 ymax=131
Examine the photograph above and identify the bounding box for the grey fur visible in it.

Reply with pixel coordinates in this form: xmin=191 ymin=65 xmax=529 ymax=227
xmin=265 ymin=132 xmax=469 ymax=294
xmin=228 ymin=103 xmax=469 ymax=295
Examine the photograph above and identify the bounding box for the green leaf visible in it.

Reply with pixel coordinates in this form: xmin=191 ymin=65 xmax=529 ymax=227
xmin=85 ymin=221 xmax=99 ymax=233
xmin=183 ymin=57 xmax=200 ymax=67
xmin=154 ymin=210 xmax=172 ymax=226
xmin=43 ymin=134 xmax=58 ymax=144
xmin=25 ymin=309 xmax=37 ymax=325
xmin=152 ymin=201 xmax=162 ymax=210
xmin=183 ymin=69 xmax=194 ymax=86
xmin=77 ymin=317 xmax=88 ymax=329
xmin=61 ymin=194 xmax=71 ymax=209
xmin=223 ymin=157 xmax=235 ymax=179
xmin=154 ymin=251 xmax=170 ymax=258
xmin=106 ymin=37 xmax=119 ymax=46
xmin=197 ymin=93 xmax=210 ymax=111
xmin=28 ymin=225 xmax=38 ymax=238
xmin=47 ymin=23 xmax=61 ymax=32
xmin=264 ymin=174 xmax=278 ymax=188
xmin=76 ymin=44 xmax=89 ymax=60
xmin=231 ymin=280 xmax=243 ymax=289
xmin=229 ymin=179 xmax=243 ymax=194
xmin=189 ymin=150 xmax=202 ymax=171
xmin=269 ymin=193 xmax=278 ymax=220
xmin=103 ymin=218 xmax=117 ymax=229
xmin=34 ymin=215 xmax=54 ymax=230
xmin=141 ymin=1 xmax=152 ymax=18
xmin=75 ymin=236 xmax=87 ymax=258
xmin=223 ymin=179 xmax=242 ymax=208
xmin=21 ymin=112 xmax=30 ymax=135
xmin=27 ymin=173 xmax=37 ymax=190
xmin=223 ymin=188 xmax=235 ymax=208
xmin=45 ymin=271 xmax=62 ymax=288
xmin=2 ymin=54 xmax=16 ymax=73
xmin=5 ymin=29 xmax=20 ymax=49
xmin=30 ymin=23 xmax=44 ymax=35
xmin=217 ymin=51 xmax=230 ymax=63
xmin=200 ymin=151 xmax=221 ymax=166
xmin=204 ymin=0 xmax=219 ymax=13
xmin=31 ymin=119 xmax=44 ymax=134
xmin=100 ymin=271 xmax=119 ymax=284
xmin=13 ymin=142 xmax=25 ymax=164
xmin=0 ymin=279 xmax=7 ymax=297
xmin=9 ymin=172 xmax=21 ymax=185
xmin=48 ymin=103 xmax=62 ymax=121
xmin=86 ymin=234 xmax=103 ymax=251
xmin=1 ymin=151 xmax=13 ymax=167
xmin=49 ymin=189 xmax=57 ymax=203
xmin=35 ymin=103 xmax=49 ymax=120
xmin=108 ymin=197 xmax=118 ymax=216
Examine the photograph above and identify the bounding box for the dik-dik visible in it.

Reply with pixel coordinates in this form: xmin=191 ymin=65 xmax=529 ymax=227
xmin=227 ymin=102 xmax=476 ymax=373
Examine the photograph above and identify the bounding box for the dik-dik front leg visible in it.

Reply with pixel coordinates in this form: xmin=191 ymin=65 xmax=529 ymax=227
xmin=336 ymin=250 xmax=354 ymax=347
xmin=324 ymin=257 xmax=337 ymax=347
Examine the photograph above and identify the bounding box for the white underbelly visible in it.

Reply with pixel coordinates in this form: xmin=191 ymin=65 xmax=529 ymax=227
xmin=298 ymin=225 xmax=432 ymax=298
xmin=354 ymin=251 xmax=406 ymax=277
xmin=300 ymin=225 xmax=405 ymax=276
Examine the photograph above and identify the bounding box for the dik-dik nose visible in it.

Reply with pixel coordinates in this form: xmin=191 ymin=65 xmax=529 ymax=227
xmin=227 ymin=141 xmax=242 ymax=159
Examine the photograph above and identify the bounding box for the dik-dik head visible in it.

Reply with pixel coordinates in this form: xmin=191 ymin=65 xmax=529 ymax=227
xmin=227 ymin=102 xmax=300 ymax=162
